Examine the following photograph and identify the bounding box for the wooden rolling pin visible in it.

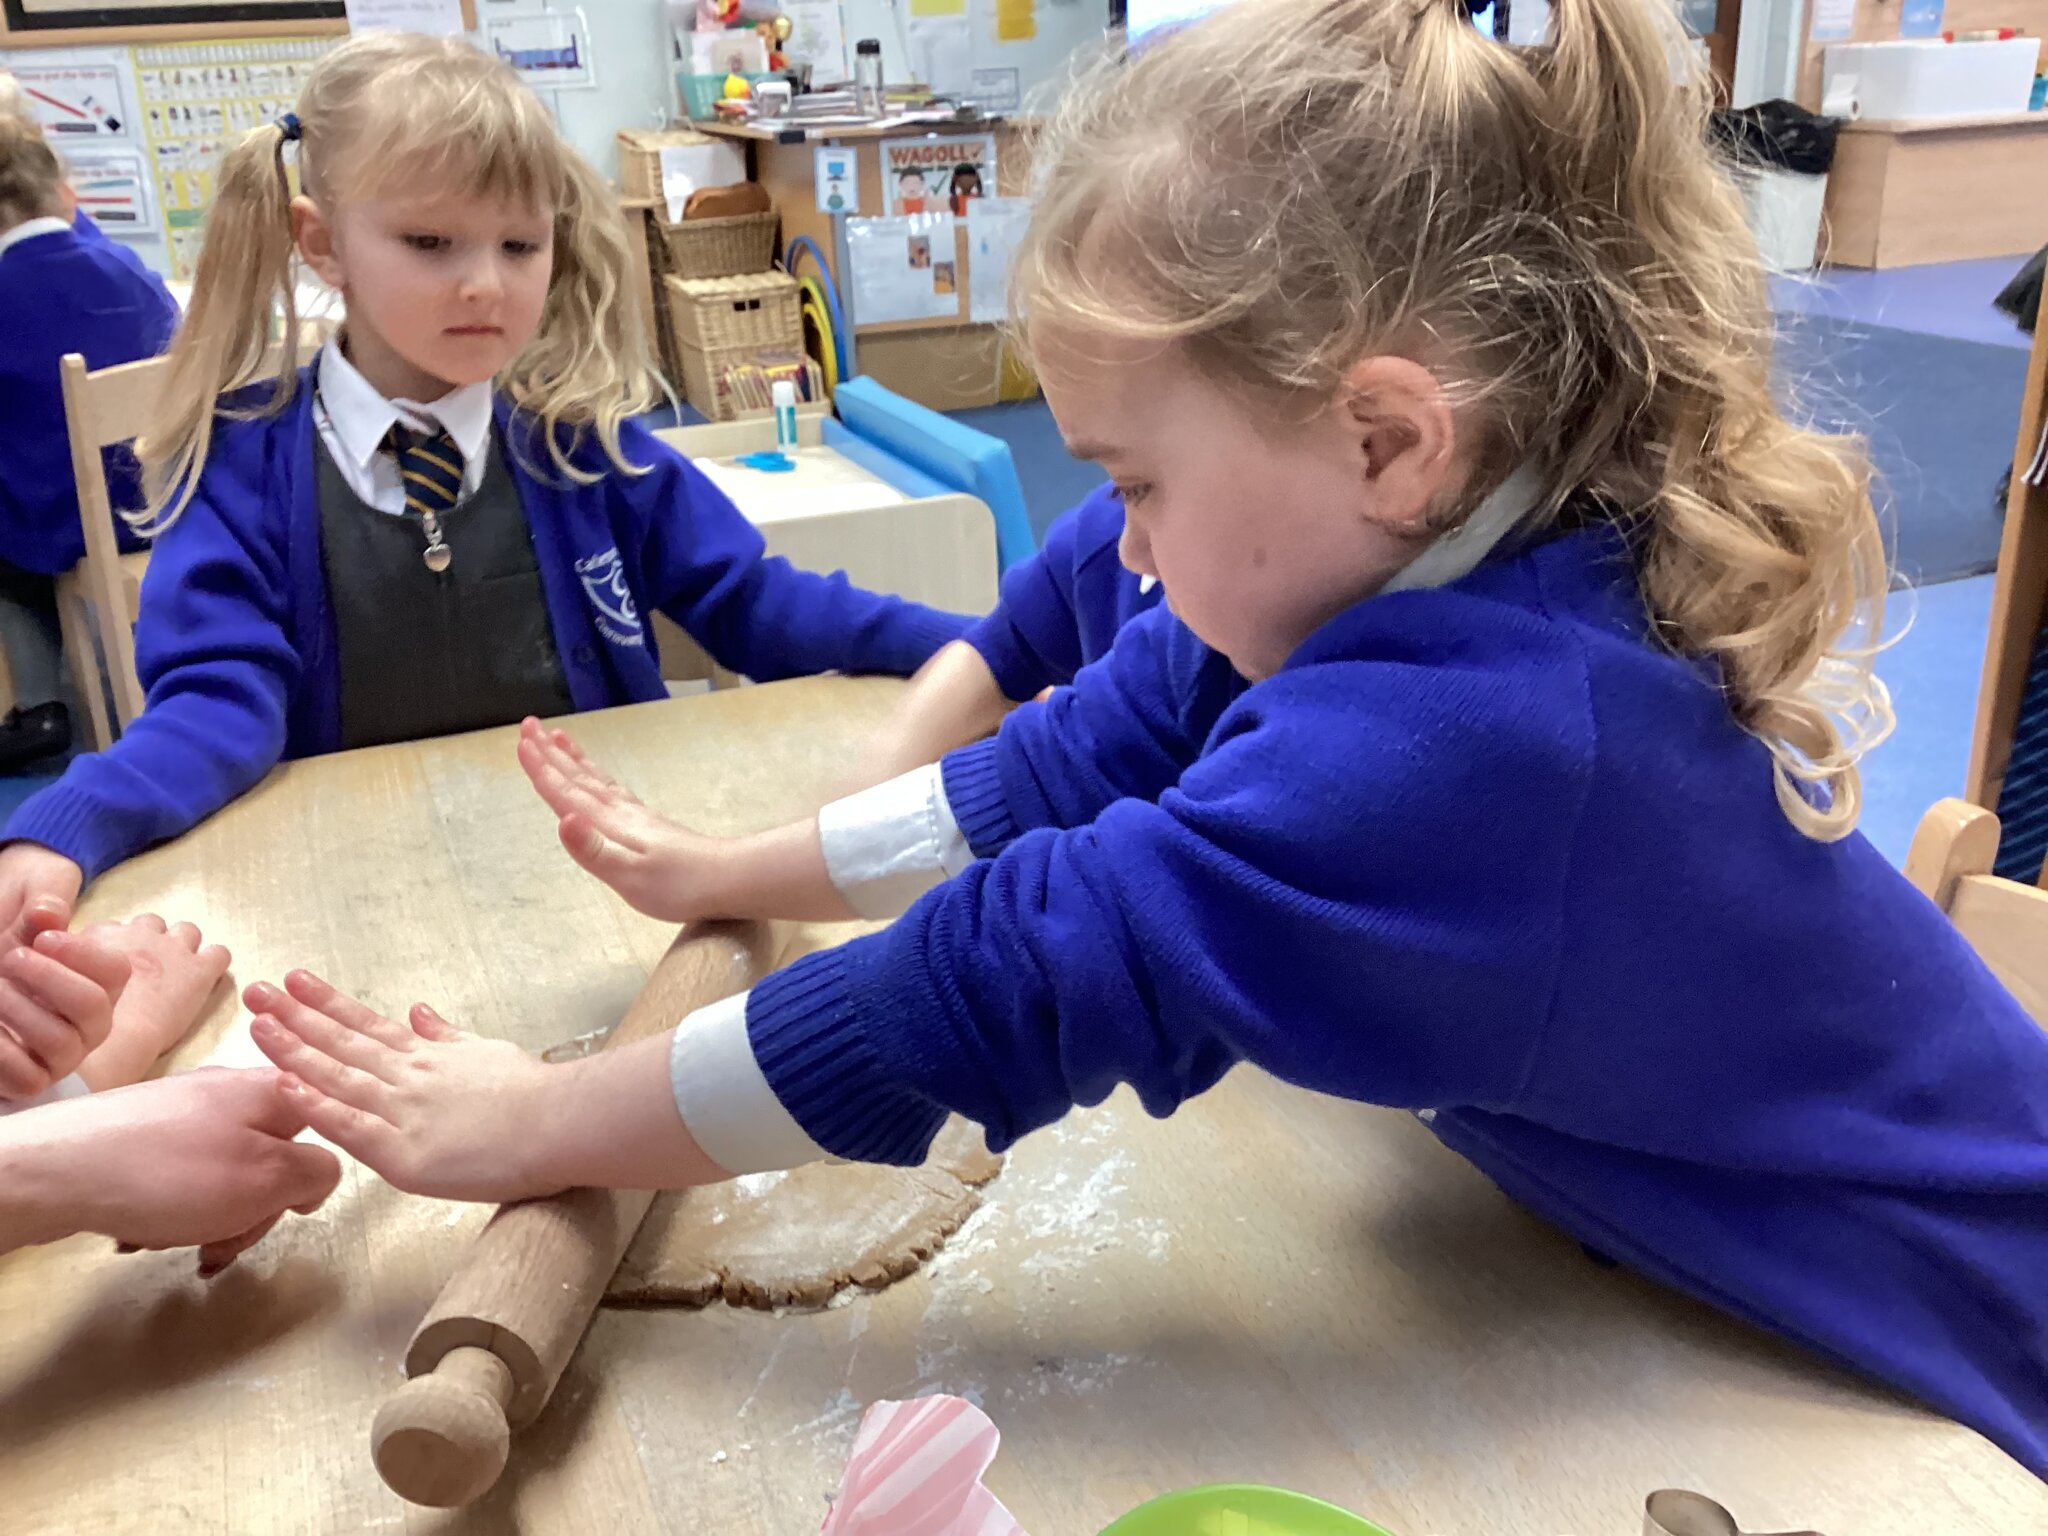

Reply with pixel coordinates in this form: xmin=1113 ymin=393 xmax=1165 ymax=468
xmin=370 ymin=921 xmax=777 ymax=1508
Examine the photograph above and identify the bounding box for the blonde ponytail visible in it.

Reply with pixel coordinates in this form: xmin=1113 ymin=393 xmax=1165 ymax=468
xmin=1021 ymin=0 xmax=1889 ymax=838
xmin=135 ymin=121 xmax=302 ymax=533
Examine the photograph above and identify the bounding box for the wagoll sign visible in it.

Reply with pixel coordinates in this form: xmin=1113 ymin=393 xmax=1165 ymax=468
xmin=883 ymin=133 xmax=997 ymax=216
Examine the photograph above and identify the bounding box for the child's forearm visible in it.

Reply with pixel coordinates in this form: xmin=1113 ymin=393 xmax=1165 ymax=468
xmin=847 ymin=641 xmax=1014 ymax=793
xmin=706 ymin=818 xmax=859 ymax=923
xmin=523 ymin=1030 xmax=737 ymax=1191
xmin=0 ymin=1120 xmax=79 ymax=1254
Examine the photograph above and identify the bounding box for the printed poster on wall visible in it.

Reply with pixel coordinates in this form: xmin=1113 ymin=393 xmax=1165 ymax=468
xmin=881 ymin=132 xmax=994 ymax=216
xmin=486 ymin=6 xmax=596 ymax=90
xmin=6 ymin=56 xmax=132 ymax=139
xmin=65 ymin=147 xmax=157 ymax=233
xmin=846 ymin=212 xmax=960 ymax=325
xmin=967 ymin=196 xmax=1029 ymax=325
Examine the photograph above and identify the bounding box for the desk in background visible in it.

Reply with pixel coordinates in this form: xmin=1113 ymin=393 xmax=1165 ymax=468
xmin=696 ymin=114 xmax=1038 ymax=413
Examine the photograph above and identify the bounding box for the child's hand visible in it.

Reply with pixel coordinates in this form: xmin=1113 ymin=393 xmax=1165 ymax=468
xmin=0 ymin=843 xmax=84 ymax=946
xmin=73 ymin=916 xmax=234 ymax=1092
xmin=516 ymin=718 xmax=736 ymax=922
xmin=245 ymin=971 xmax=559 ymax=1204
xmin=6 ymin=1066 xmax=342 ymax=1272
xmin=0 ymin=929 xmax=132 ymax=1100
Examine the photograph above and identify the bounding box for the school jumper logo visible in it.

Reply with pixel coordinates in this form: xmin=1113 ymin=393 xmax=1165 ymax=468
xmin=575 ymin=547 xmax=644 ymax=647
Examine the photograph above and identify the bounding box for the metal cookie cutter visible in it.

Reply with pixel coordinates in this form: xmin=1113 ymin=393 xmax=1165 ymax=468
xmin=1645 ymin=1490 xmax=1824 ymax=1536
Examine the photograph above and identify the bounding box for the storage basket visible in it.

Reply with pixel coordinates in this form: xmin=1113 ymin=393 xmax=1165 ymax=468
xmin=674 ymin=340 xmax=824 ymax=422
xmin=659 ymin=209 xmax=778 ymax=280
xmin=664 ymin=273 xmax=802 ymax=353
xmin=615 ymin=126 xmax=718 ymax=201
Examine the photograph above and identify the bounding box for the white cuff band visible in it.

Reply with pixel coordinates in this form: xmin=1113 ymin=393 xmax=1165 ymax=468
xmin=817 ymin=764 xmax=973 ymax=920
xmin=669 ymin=990 xmax=831 ymax=1175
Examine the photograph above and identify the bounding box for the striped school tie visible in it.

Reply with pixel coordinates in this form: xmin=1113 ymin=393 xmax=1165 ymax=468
xmin=1993 ymin=618 xmax=2048 ymax=885
xmin=388 ymin=424 xmax=463 ymax=573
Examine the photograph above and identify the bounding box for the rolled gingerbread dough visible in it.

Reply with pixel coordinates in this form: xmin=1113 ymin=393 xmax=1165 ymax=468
xmin=603 ymin=1119 xmax=1003 ymax=1311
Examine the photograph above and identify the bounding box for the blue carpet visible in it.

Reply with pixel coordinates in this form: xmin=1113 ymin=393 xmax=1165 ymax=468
xmin=1774 ymin=313 xmax=2027 ymax=586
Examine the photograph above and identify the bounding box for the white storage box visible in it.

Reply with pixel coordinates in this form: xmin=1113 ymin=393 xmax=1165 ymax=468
xmin=1820 ymin=38 xmax=2039 ymax=123
xmin=1737 ymin=164 xmax=1828 ymax=272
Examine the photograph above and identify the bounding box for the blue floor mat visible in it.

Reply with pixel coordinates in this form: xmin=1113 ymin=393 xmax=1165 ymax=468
xmin=948 ymin=400 xmax=1108 ymax=543
xmin=1774 ymin=313 xmax=2027 ymax=586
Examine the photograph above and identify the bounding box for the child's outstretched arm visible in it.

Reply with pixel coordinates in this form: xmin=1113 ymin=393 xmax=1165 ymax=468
xmin=843 ymin=641 xmax=1018 ymax=793
xmin=0 ymin=1066 xmax=340 ymax=1267
xmin=244 ymin=968 xmax=734 ymax=1202
xmin=2 ymin=453 xmax=299 ymax=892
xmin=631 ymin=434 xmax=975 ymax=682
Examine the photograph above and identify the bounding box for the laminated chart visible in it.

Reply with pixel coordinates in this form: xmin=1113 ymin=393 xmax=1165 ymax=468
xmin=132 ymin=36 xmax=339 ymax=279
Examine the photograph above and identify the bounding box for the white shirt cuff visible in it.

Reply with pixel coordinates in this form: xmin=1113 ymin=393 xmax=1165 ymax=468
xmin=817 ymin=765 xmax=973 ymax=920
xmin=669 ymin=990 xmax=831 ymax=1175
xmin=0 ymin=1072 xmax=89 ymax=1117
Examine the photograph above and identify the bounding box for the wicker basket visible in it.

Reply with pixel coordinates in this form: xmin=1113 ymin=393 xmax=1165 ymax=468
xmin=664 ymin=273 xmax=802 ymax=353
xmin=615 ymin=127 xmax=718 ymax=202
xmin=675 ymin=340 xmax=824 ymax=422
xmin=659 ymin=209 xmax=779 ymax=280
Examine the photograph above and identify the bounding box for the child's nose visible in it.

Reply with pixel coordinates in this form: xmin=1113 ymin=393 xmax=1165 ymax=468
xmin=1118 ymin=521 xmax=1155 ymax=579
xmin=458 ymin=256 xmax=505 ymax=305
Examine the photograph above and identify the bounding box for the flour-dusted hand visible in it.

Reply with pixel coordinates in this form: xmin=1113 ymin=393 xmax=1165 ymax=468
xmin=0 ymin=927 xmax=131 ymax=1099
xmin=515 ymin=717 xmax=738 ymax=922
xmin=246 ymin=971 xmax=562 ymax=1203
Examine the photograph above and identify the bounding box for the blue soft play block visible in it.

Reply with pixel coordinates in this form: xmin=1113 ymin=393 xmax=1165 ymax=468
xmin=830 ymin=376 xmax=1037 ymax=570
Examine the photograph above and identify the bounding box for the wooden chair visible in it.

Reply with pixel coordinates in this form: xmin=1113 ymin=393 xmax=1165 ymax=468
xmin=57 ymin=327 xmax=330 ymax=750
xmin=1904 ymin=799 xmax=2048 ymax=1025
xmin=56 ymin=351 xmax=161 ymax=750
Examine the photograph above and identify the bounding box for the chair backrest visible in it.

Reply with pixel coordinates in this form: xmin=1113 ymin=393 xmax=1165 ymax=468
xmin=59 ymin=351 xmax=165 ymax=729
xmin=1904 ymin=798 xmax=2048 ymax=1024
xmin=60 ymin=331 xmax=327 ymax=733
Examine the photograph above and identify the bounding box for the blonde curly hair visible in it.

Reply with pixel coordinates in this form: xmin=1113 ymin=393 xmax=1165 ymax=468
xmin=139 ymin=30 xmax=662 ymax=533
xmin=1016 ymin=0 xmax=1892 ymax=839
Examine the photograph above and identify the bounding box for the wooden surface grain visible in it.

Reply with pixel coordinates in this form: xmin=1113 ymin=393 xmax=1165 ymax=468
xmin=0 ymin=677 xmax=2040 ymax=1534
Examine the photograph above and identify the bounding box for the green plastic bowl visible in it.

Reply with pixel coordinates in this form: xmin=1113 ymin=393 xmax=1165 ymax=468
xmin=1099 ymin=1484 xmax=1397 ymax=1536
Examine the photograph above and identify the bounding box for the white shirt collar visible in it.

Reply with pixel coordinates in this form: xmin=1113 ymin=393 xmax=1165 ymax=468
xmin=316 ymin=339 xmax=495 ymax=478
xmin=0 ymin=216 xmax=75 ymax=260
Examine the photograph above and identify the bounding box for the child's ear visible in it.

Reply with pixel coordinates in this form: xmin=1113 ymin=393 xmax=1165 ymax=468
xmin=1340 ymin=356 xmax=1457 ymax=534
xmin=290 ymin=195 xmax=344 ymax=289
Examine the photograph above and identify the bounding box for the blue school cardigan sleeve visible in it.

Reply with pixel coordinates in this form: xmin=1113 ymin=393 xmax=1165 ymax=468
xmin=741 ymin=659 xmax=1578 ymax=1165
xmin=621 ymin=426 xmax=973 ymax=680
xmin=3 ymin=431 xmax=296 ymax=880
xmin=938 ymin=602 xmax=1245 ymax=857
xmin=962 ymin=487 xmax=1135 ymax=700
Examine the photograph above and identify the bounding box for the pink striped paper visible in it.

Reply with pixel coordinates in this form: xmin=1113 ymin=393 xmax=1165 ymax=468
xmin=821 ymin=1396 xmax=1028 ymax=1536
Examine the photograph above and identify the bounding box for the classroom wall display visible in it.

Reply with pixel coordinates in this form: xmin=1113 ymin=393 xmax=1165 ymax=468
xmin=0 ymin=44 xmax=164 ymax=235
xmin=881 ymin=130 xmax=993 ymax=216
xmin=485 ymin=3 xmax=593 ymax=89
xmin=132 ymin=33 xmax=336 ymax=277
xmin=343 ymin=0 xmax=468 ymax=35
xmin=6 ymin=54 xmax=128 ymax=134
xmin=965 ymin=195 xmax=1027 ymax=325
xmin=0 ymin=0 xmax=343 ymax=41
xmin=65 ymin=143 xmax=154 ymax=228
xmin=846 ymin=211 xmax=959 ymax=324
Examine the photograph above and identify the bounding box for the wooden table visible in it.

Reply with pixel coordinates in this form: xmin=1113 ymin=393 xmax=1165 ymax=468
xmin=0 ymin=679 xmax=2040 ymax=1534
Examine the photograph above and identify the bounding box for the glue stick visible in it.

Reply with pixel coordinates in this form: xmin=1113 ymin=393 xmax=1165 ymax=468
xmin=773 ymin=380 xmax=799 ymax=449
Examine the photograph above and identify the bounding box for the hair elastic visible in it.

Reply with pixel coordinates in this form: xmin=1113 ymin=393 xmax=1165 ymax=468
xmin=277 ymin=112 xmax=303 ymax=142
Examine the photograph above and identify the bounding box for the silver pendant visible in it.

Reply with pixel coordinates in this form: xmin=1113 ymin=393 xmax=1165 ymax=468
xmin=420 ymin=504 xmax=452 ymax=572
